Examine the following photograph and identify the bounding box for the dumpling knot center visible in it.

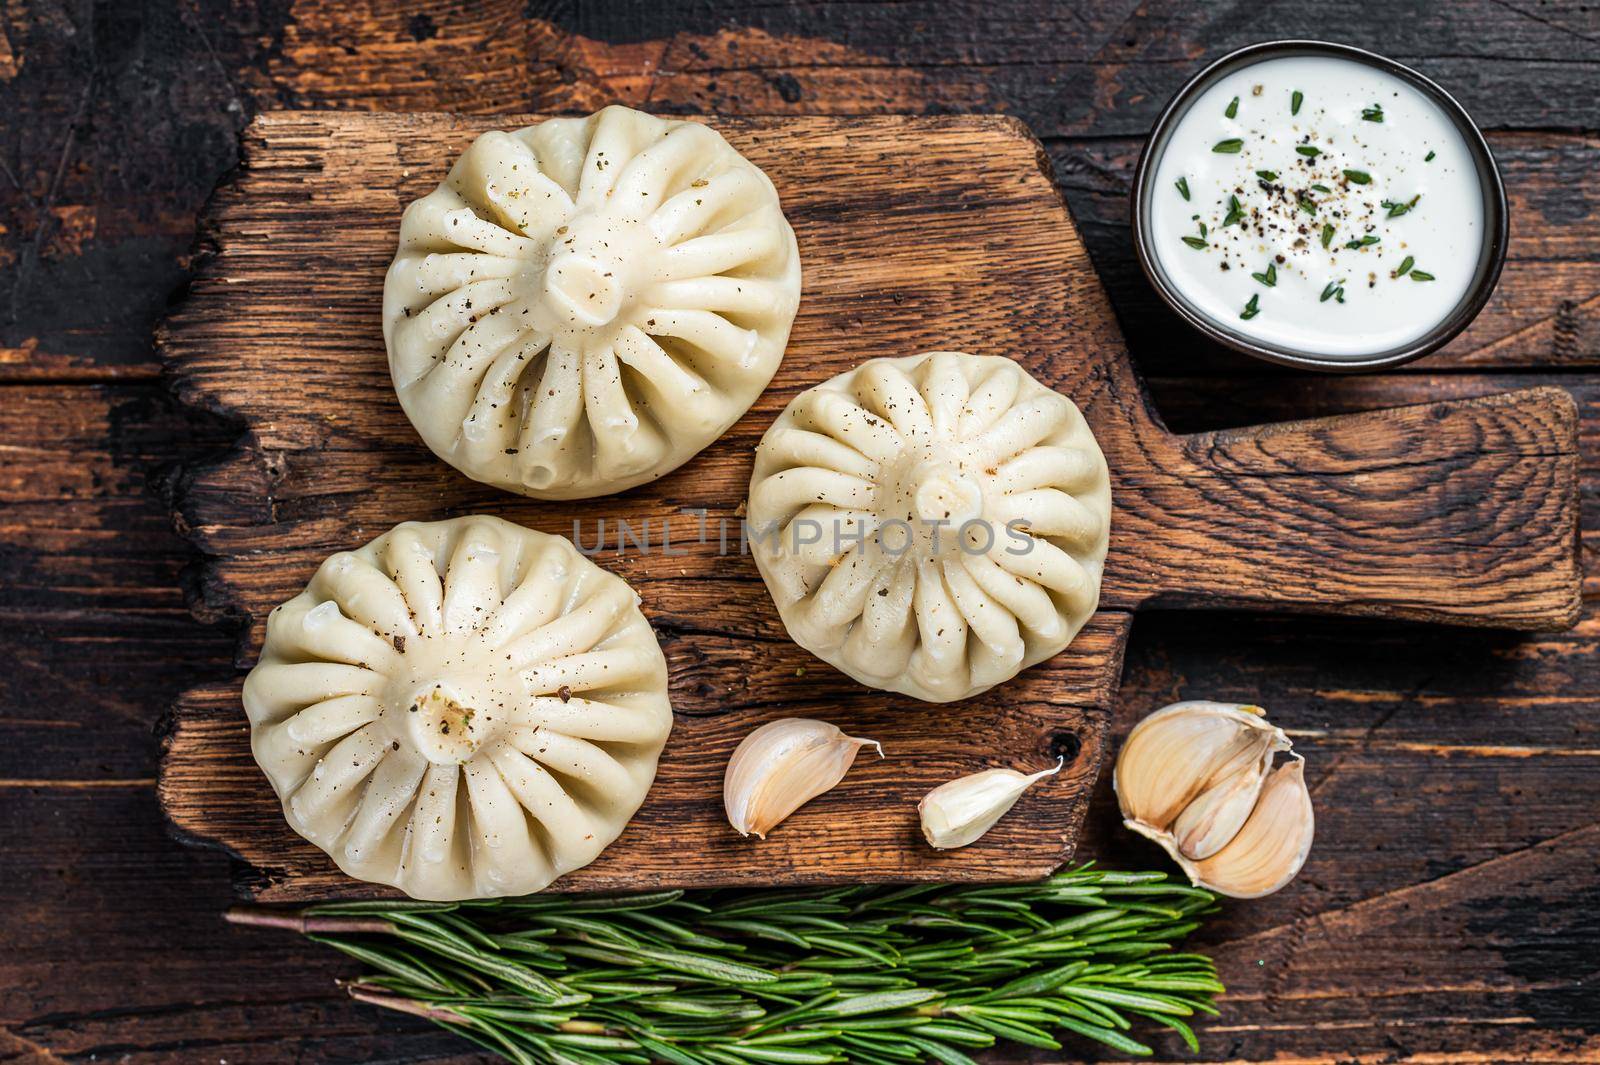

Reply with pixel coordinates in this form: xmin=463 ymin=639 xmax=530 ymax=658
xmin=406 ymin=681 xmax=491 ymax=764
xmin=542 ymin=251 xmax=624 ymax=327
xmin=910 ymin=462 xmax=984 ymax=530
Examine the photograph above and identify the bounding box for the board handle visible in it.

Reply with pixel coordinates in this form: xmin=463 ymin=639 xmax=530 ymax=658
xmin=1106 ymin=387 xmax=1582 ymax=630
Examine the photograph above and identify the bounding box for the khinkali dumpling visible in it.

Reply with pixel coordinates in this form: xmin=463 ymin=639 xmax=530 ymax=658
xmin=384 ymin=105 xmax=802 ymax=500
xmin=747 ymin=352 xmax=1111 ymax=703
xmin=243 ymin=516 xmax=672 ymax=900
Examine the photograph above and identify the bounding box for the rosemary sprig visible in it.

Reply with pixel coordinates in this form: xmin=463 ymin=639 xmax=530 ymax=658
xmin=231 ymin=866 xmax=1223 ymax=1064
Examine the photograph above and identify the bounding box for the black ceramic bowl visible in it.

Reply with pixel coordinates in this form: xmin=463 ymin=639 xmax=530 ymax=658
xmin=1131 ymin=40 xmax=1509 ymax=372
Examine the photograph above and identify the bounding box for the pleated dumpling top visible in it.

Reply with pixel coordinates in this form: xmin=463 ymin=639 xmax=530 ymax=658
xmin=384 ymin=106 xmax=802 ymax=500
xmin=747 ymin=352 xmax=1111 ymax=703
xmin=243 ymin=516 xmax=672 ymax=900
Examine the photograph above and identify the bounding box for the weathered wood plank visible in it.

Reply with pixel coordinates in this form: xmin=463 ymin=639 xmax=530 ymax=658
xmin=5 ymin=3 xmax=1597 ymax=380
xmin=162 ymin=617 xmax=1122 ymax=901
xmin=159 ymin=111 xmax=1146 ymax=897
xmin=0 ymin=2 xmax=1596 ymax=1061
xmin=156 ymin=110 xmax=1579 ymax=903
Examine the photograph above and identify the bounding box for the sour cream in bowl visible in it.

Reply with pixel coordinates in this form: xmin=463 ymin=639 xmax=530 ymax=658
xmin=1132 ymin=41 xmax=1508 ymax=371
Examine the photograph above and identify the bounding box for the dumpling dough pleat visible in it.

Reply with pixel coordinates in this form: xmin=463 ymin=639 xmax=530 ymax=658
xmin=747 ymin=352 xmax=1110 ymax=702
xmin=384 ymin=106 xmax=799 ymax=500
xmin=243 ymin=516 xmax=671 ymax=900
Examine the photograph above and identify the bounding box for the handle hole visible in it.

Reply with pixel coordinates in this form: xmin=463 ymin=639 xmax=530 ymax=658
xmin=1050 ymin=731 xmax=1082 ymax=764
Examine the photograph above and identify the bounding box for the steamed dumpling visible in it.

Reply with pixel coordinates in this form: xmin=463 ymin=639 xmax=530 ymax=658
xmin=242 ymin=516 xmax=672 ymax=900
xmin=384 ymin=105 xmax=802 ymax=500
xmin=747 ymin=352 xmax=1111 ymax=703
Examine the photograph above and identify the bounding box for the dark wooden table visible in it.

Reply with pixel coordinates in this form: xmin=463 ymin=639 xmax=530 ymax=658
xmin=2 ymin=2 xmax=1595 ymax=1061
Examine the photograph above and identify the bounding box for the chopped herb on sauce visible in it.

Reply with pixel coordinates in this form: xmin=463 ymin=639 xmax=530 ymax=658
xmin=1383 ymin=194 xmax=1421 ymax=218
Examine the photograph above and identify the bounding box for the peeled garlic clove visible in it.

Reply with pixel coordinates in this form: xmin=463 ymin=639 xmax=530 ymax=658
xmin=919 ymin=759 xmax=1063 ymax=850
xmin=723 ymin=718 xmax=882 ymax=838
xmin=1190 ymin=756 xmax=1314 ymax=899
xmin=1114 ymin=700 xmax=1287 ymax=831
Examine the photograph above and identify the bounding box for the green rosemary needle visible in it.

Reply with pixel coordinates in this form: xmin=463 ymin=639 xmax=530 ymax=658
xmin=229 ymin=866 xmax=1224 ymax=1064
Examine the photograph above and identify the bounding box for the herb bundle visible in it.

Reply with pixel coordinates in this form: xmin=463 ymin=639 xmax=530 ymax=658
xmin=230 ymin=866 xmax=1223 ymax=1064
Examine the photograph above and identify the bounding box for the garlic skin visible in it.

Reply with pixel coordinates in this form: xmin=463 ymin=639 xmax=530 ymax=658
xmin=919 ymin=759 xmax=1063 ymax=850
xmin=1115 ymin=701 xmax=1313 ymax=899
xmin=1190 ymin=757 xmax=1314 ymax=898
xmin=724 ymin=719 xmax=882 ymax=838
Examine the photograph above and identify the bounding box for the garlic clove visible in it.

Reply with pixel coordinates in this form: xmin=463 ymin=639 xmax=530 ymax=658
xmin=1189 ymin=756 xmax=1315 ymax=899
xmin=1114 ymin=699 xmax=1313 ymax=899
xmin=1114 ymin=700 xmax=1286 ymax=832
xmin=919 ymin=759 xmax=1063 ymax=850
xmin=1169 ymin=726 xmax=1283 ymax=861
xmin=723 ymin=718 xmax=882 ymax=838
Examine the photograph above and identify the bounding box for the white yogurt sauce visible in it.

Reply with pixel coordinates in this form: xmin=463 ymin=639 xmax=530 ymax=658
xmin=1150 ymin=55 xmax=1484 ymax=358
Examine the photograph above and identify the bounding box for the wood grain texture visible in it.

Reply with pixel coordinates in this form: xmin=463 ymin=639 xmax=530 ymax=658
xmin=156 ymin=110 xmax=1580 ymax=901
xmin=162 ymin=111 xmax=1138 ymax=898
xmin=3 ymin=2 xmax=1598 ymax=1060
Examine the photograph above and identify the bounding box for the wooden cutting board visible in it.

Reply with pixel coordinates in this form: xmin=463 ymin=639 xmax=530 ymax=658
xmin=158 ymin=112 xmax=1582 ymax=902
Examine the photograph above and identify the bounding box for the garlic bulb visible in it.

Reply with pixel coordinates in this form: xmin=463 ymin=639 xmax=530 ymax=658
xmin=1114 ymin=701 xmax=1314 ymax=898
xmin=919 ymin=759 xmax=1062 ymax=849
xmin=723 ymin=719 xmax=882 ymax=838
